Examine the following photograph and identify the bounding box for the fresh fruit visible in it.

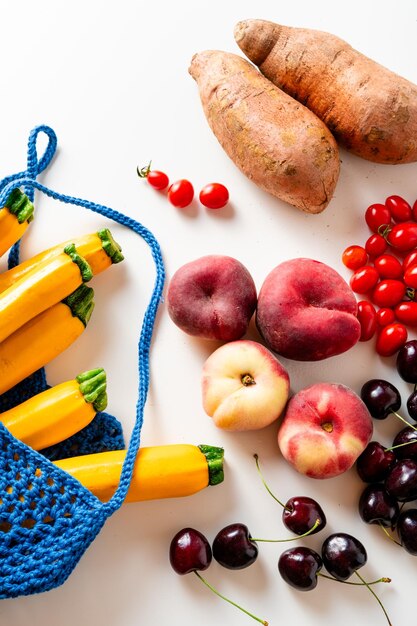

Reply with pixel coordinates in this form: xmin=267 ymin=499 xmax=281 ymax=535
xmin=166 ymin=255 xmax=257 ymax=341
xmin=391 ymin=427 xmax=417 ymax=459
xmin=385 ymin=195 xmax=412 ymax=222
xmin=254 ymin=454 xmax=326 ymax=535
xmin=395 ymin=302 xmax=417 ymax=326
xmin=201 ymin=340 xmax=289 ymax=431
xmin=278 ymin=382 xmax=373 ymax=479
xmin=358 ymin=484 xmax=399 ymax=527
xmin=357 ymin=301 xmax=377 ymax=342
xmin=212 ymin=523 xmax=258 ymax=569
xmin=170 ymin=528 xmax=268 ymax=625
xmin=365 ymin=203 xmax=392 ymax=233
xmin=356 ymin=442 xmax=397 ymax=483
xmin=137 ymin=163 xmax=170 ymax=190
xmin=256 ymin=258 xmax=361 ymax=361
xmin=365 ymin=234 xmax=387 ymax=258
xmin=342 ymin=245 xmax=368 ymax=270
xmin=385 ymin=458 xmax=417 ymax=501
xmin=168 ymin=179 xmax=194 ymax=208
xmin=407 ymin=392 xmax=417 ymax=421
xmin=360 ymin=379 xmax=401 ymax=420
xmin=371 ymin=280 xmax=406 ymax=308
xmin=376 ymin=322 xmax=408 ymax=356
xmin=376 ymin=308 xmax=396 ymax=327
xmin=373 ymin=254 xmax=403 ymax=279
xmin=321 ymin=533 xmax=366 ymax=580
xmin=403 ymin=250 xmax=417 ymax=272
xmin=350 ymin=265 xmax=379 ymax=294
xmin=396 ymin=339 xmax=417 ymax=382
xmin=278 ymin=547 xmax=322 ymax=591
xmin=397 ymin=509 xmax=417 ymax=555
xmin=387 ymin=222 xmax=417 ymax=252
xmin=199 ymin=183 xmax=229 ymax=209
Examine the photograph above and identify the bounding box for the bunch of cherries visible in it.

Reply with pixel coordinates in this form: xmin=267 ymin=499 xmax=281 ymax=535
xmin=170 ymin=455 xmax=392 ymax=626
xmin=342 ymin=194 xmax=417 ymax=356
xmin=356 ymin=339 xmax=417 ymax=556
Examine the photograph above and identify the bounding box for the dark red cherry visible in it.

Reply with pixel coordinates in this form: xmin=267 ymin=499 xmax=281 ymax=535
xmin=358 ymin=484 xmax=399 ymax=527
xmin=407 ymin=391 xmax=417 ymax=422
xmin=385 ymin=458 xmax=417 ymax=501
xmin=356 ymin=441 xmax=397 ymax=482
xmin=397 ymin=509 xmax=417 ymax=555
xmin=278 ymin=547 xmax=322 ymax=591
xmin=283 ymin=496 xmax=326 ymax=536
xmin=396 ymin=340 xmax=417 ymax=383
xmin=321 ymin=533 xmax=367 ymax=580
xmin=169 ymin=528 xmax=212 ymax=575
xmin=360 ymin=379 xmax=401 ymax=420
xmin=212 ymin=523 xmax=258 ymax=570
xmin=392 ymin=427 xmax=417 ymax=460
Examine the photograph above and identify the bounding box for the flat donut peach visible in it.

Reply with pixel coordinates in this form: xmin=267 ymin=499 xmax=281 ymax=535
xmin=256 ymin=258 xmax=360 ymax=361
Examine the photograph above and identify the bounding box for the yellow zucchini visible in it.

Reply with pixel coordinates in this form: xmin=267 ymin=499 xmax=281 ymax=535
xmin=0 ymin=368 xmax=106 ymax=450
xmin=0 ymin=189 xmax=34 ymax=257
xmin=55 ymin=444 xmax=224 ymax=502
xmin=0 ymin=284 xmax=94 ymax=395
xmin=0 ymin=228 xmax=123 ymax=293
xmin=0 ymin=244 xmax=92 ymax=343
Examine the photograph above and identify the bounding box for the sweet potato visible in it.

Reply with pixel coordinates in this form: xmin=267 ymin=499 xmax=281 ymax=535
xmin=189 ymin=50 xmax=340 ymax=213
xmin=234 ymin=19 xmax=417 ymax=164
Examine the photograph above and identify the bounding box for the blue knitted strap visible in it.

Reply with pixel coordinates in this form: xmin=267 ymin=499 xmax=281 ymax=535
xmin=0 ymin=128 xmax=165 ymax=517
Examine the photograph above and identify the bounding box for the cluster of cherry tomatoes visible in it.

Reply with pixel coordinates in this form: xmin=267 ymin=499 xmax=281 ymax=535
xmin=137 ymin=163 xmax=229 ymax=210
xmin=342 ymin=195 xmax=417 ymax=357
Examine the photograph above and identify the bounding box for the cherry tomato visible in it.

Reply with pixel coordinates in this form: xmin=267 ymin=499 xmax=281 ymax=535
xmin=404 ymin=264 xmax=417 ymax=289
xmin=403 ymin=250 xmax=417 ymax=272
xmin=365 ymin=234 xmax=387 ymax=257
xmin=373 ymin=254 xmax=403 ymax=279
xmin=376 ymin=322 xmax=408 ymax=357
xmin=167 ymin=179 xmax=194 ymax=208
xmin=350 ymin=266 xmax=379 ymax=294
xmin=413 ymin=198 xmax=417 ymax=221
xmin=376 ymin=307 xmax=396 ymax=327
xmin=365 ymin=203 xmax=391 ymax=233
xmin=385 ymin=195 xmax=412 ymax=222
xmin=357 ymin=301 xmax=377 ymax=341
xmin=371 ymin=279 xmax=406 ymax=308
xmin=387 ymin=222 xmax=417 ymax=251
xmin=199 ymin=183 xmax=229 ymax=209
xmin=395 ymin=302 xmax=417 ymax=326
xmin=342 ymin=245 xmax=368 ymax=270
xmin=147 ymin=170 xmax=169 ymax=190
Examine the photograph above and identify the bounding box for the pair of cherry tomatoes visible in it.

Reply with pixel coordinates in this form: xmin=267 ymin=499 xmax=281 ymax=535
xmin=138 ymin=164 xmax=229 ymax=210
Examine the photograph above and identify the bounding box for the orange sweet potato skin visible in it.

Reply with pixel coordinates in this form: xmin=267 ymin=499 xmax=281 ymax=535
xmin=189 ymin=50 xmax=340 ymax=213
xmin=235 ymin=19 xmax=417 ymax=164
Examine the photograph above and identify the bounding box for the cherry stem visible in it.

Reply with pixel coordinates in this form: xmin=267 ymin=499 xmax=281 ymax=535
xmin=194 ymin=571 xmax=268 ymax=626
xmin=385 ymin=440 xmax=417 ymax=453
xmin=391 ymin=411 xmax=417 ymax=432
xmin=318 ymin=572 xmax=391 ymax=585
xmin=378 ymin=522 xmax=402 ymax=547
xmin=253 ymin=453 xmax=289 ymax=510
xmin=354 ymin=570 xmax=392 ymax=626
xmin=136 ymin=161 xmax=152 ymax=178
xmin=252 ymin=518 xmax=321 ymax=542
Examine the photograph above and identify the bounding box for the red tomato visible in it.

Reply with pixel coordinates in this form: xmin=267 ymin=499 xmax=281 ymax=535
xmin=357 ymin=301 xmax=377 ymax=341
xmin=199 ymin=183 xmax=229 ymax=209
xmin=387 ymin=222 xmax=417 ymax=251
xmin=404 ymin=265 xmax=417 ymax=289
xmin=371 ymin=279 xmax=406 ymax=308
xmin=147 ymin=170 xmax=169 ymax=190
xmin=376 ymin=307 xmax=396 ymax=327
xmin=373 ymin=254 xmax=403 ymax=279
xmin=342 ymin=245 xmax=368 ymax=270
xmin=365 ymin=234 xmax=387 ymax=257
xmin=413 ymin=199 xmax=417 ymax=221
xmin=395 ymin=301 xmax=417 ymax=326
xmin=385 ymin=195 xmax=412 ymax=222
xmin=376 ymin=322 xmax=408 ymax=357
xmin=365 ymin=203 xmax=391 ymax=233
xmin=403 ymin=250 xmax=417 ymax=272
xmin=350 ymin=266 xmax=379 ymax=294
xmin=168 ymin=179 xmax=194 ymax=208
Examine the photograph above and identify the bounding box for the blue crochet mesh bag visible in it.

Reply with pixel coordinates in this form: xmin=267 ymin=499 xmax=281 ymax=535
xmin=0 ymin=126 xmax=165 ymax=599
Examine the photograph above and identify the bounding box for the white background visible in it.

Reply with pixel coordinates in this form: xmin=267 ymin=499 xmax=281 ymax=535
xmin=0 ymin=1 xmax=416 ymax=625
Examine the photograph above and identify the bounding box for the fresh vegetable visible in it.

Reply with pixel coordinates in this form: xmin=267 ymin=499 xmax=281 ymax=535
xmin=0 ymin=229 xmax=123 ymax=294
xmin=234 ymin=19 xmax=417 ymax=164
xmin=199 ymin=183 xmax=229 ymax=209
xmin=137 ymin=163 xmax=170 ymax=190
xmin=0 ymin=189 xmax=34 ymax=257
xmin=376 ymin=323 xmax=408 ymax=357
xmin=189 ymin=50 xmax=339 ymax=213
xmin=342 ymin=245 xmax=368 ymax=271
xmin=0 ymin=368 xmax=106 ymax=450
xmin=167 ymin=179 xmax=194 ymax=208
xmin=54 ymin=443 xmax=224 ymax=502
xmin=357 ymin=301 xmax=377 ymax=342
xmin=0 ymin=284 xmax=94 ymax=395
xmin=0 ymin=244 xmax=92 ymax=344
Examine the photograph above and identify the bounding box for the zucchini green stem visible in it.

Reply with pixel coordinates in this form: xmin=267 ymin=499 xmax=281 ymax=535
xmin=5 ymin=188 xmax=34 ymax=223
xmin=198 ymin=445 xmax=224 ymax=486
xmin=98 ymin=228 xmax=124 ymax=264
xmin=63 ymin=284 xmax=95 ymax=326
xmin=64 ymin=243 xmax=93 ymax=282
xmin=76 ymin=368 xmax=107 ymax=412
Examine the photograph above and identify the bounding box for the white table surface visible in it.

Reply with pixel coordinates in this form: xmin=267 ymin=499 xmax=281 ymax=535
xmin=0 ymin=1 xmax=416 ymax=625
